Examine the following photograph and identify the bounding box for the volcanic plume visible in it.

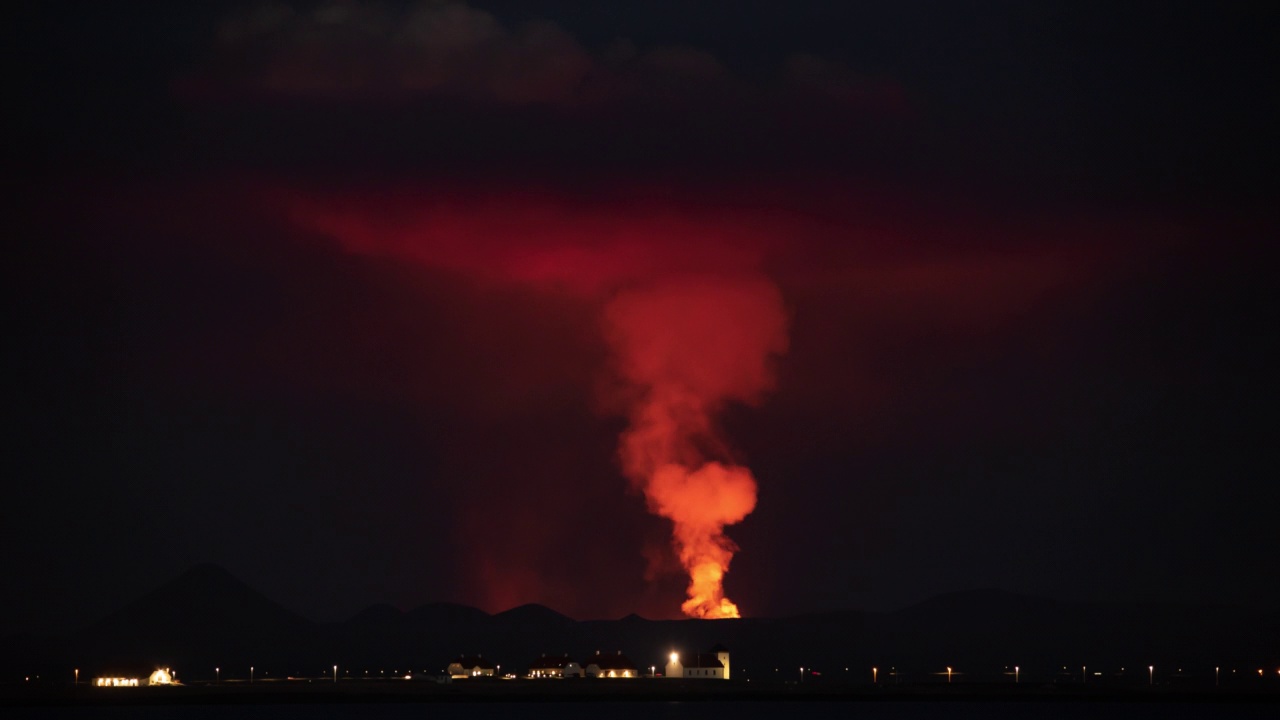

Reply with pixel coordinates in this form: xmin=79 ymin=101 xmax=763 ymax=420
xmin=604 ymin=277 xmax=788 ymax=618
xmin=283 ymin=188 xmax=789 ymax=617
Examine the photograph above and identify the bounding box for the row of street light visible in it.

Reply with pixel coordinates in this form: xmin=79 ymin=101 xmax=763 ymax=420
xmin=72 ymin=662 xmax=1273 ymax=686
xmin=754 ymin=663 xmax=1267 ymax=686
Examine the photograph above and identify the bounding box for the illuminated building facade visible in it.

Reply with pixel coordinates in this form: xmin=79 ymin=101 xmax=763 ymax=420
xmin=446 ymin=655 xmax=496 ymax=679
xmin=665 ymin=645 xmax=730 ymax=679
xmin=583 ymin=650 xmax=638 ymax=678
xmin=528 ymin=654 xmax=582 ymax=678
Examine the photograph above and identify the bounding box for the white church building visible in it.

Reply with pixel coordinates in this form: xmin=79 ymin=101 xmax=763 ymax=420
xmin=665 ymin=644 xmax=730 ymax=679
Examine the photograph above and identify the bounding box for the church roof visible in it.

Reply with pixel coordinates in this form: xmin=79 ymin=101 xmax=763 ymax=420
xmin=684 ymin=653 xmax=725 ymax=669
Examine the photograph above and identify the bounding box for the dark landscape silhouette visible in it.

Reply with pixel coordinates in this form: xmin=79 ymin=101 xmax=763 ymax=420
xmin=4 ymin=564 xmax=1275 ymax=689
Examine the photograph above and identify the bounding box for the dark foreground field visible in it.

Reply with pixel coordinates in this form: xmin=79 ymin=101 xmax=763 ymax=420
xmin=3 ymin=679 xmax=1278 ymax=709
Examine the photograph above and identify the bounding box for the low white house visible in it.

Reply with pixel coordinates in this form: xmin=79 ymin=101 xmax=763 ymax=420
xmin=447 ymin=655 xmax=496 ymax=679
xmin=584 ymin=650 xmax=638 ymax=678
xmin=94 ymin=677 xmax=140 ymax=687
xmin=666 ymin=645 xmax=730 ymax=679
xmin=93 ymin=667 xmax=177 ymax=687
xmin=528 ymin=654 xmax=582 ymax=678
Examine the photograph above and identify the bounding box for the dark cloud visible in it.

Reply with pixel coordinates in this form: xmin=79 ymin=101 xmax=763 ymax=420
xmin=210 ymin=1 xmax=592 ymax=103
xmin=172 ymin=1 xmax=917 ymax=195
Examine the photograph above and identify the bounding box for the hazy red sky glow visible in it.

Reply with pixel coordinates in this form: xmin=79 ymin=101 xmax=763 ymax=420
xmin=6 ymin=1 xmax=1275 ymax=631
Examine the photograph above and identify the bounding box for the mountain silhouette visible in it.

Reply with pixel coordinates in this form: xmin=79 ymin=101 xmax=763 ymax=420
xmin=4 ymin=566 xmax=1274 ymax=684
xmin=493 ymin=603 xmax=573 ymax=627
xmin=340 ymin=604 xmax=409 ymax=634
xmin=407 ymin=602 xmax=491 ymax=629
xmin=72 ymin=563 xmax=316 ymax=673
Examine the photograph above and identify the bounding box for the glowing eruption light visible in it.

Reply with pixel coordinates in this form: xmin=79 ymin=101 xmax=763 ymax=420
xmin=605 ymin=277 xmax=788 ymax=618
xmin=285 ymin=188 xmax=789 ymax=619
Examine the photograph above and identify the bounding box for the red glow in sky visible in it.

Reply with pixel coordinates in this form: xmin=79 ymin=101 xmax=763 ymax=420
xmin=286 ymin=186 xmax=794 ymax=616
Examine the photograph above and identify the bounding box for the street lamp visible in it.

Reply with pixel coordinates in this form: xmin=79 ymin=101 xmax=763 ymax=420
xmin=1216 ymin=666 xmax=1220 ymax=687
xmin=74 ymin=668 xmax=79 ymax=686
xmin=1015 ymin=666 xmax=1019 ymax=684
xmin=333 ymin=665 xmax=338 ymax=684
xmin=215 ymin=667 xmax=220 ymax=685
xmin=872 ymin=667 xmax=877 ymax=684
xmin=800 ymin=667 xmax=804 ymax=683
xmin=946 ymin=667 xmax=953 ymax=684
xmin=1148 ymin=665 xmax=1153 ymax=686
xmin=251 ymin=666 xmax=255 ymax=685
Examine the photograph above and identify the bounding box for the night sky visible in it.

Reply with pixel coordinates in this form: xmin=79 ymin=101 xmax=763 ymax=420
xmin=6 ymin=1 xmax=1277 ymax=635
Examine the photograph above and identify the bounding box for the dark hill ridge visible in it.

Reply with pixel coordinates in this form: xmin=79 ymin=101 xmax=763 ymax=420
xmin=343 ymin=603 xmax=408 ymax=630
xmin=3 ymin=567 xmax=1275 ymax=683
xmin=84 ymin=563 xmax=313 ymax=638
xmin=407 ymin=602 xmax=490 ymax=629
xmin=68 ymin=563 xmax=317 ymax=672
xmin=493 ymin=603 xmax=573 ymax=627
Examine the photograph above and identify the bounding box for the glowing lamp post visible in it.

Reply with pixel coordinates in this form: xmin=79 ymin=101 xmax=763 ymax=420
xmin=333 ymin=665 xmax=338 ymax=684
xmin=215 ymin=667 xmax=220 ymax=685
xmin=1015 ymin=666 xmax=1019 ymax=684
xmin=74 ymin=668 xmax=79 ymax=686
xmin=872 ymin=667 xmax=877 ymax=684
xmin=251 ymin=666 xmax=255 ymax=685
xmin=1215 ymin=666 xmax=1220 ymax=687
xmin=1148 ymin=665 xmax=1153 ymax=686
xmin=946 ymin=667 xmax=953 ymax=684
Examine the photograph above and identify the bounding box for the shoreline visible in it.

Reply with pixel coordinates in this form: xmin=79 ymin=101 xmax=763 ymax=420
xmin=3 ymin=681 xmax=1276 ymax=708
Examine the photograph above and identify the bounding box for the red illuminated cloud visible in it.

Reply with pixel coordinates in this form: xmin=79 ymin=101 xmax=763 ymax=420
xmin=284 ymin=187 xmax=784 ymax=296
xmin=282 ymin=181 xmax=1102 ymax=307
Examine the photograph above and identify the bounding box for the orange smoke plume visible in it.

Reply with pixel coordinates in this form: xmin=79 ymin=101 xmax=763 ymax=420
xmin=605 ymin=277 xmax=788 ymax=618
xmin=281 ymin=186 xmax=791 ymax=618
